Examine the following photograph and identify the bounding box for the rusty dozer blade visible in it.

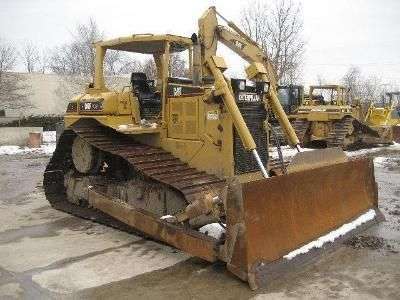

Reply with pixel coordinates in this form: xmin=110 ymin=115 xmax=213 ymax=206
xmin=223 ymin=155 xmax=382 ymax=290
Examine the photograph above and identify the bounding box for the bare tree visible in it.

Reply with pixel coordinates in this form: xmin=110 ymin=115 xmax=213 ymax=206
xmin=50 ymin=18 xmax=103 ymax=78
xmin=316 ymin=74 xmax=327 ymax=86
xmin=342 ymin=66 xmax=362 ymax=101
xmin=21 ymin=41 xmax=39 ymax=73
xmin=104 ymin=50 xmax=124 ymax=75
xmin=241 ymin=0 xmax=305 ymax=84
xmin=341 ymin=66 xmax=382 ymax=104
xmin=47 ymin=18 xmax=105 ymax=103
xmin=50 ymin=44 xmax=73 ymax=75
xmin=0 ymin=73 xmax=32 ymax=110
xmin=49 ymin=18 xmax=188 ymax=97
xmin=118 ymin=57 xmax=143 ymax=75
xmin=0 ymin=39 xmax=17 ymax=73
xmin=104 ymin=51 xmax=144 ymax=76
xmin=37 ymin=49 xmax=50 ymax=74
xmin=169 ymin=53 xmax=186 ymax=77
xmin=0 ymin=38 xmax=32 ymax=110
xmin=141 ymin=58 xmax=157 ymax=79
xmin=361 ymin=75 xmax=381 ymax=103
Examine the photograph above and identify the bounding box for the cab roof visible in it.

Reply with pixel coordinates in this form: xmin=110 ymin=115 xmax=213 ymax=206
xmin=96 ymin=34 xmax=193 ymax=54
xmin=310 ymin=85 xmax=346 ymax=90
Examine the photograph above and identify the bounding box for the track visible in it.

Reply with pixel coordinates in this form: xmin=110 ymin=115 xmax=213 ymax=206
xmin=326 ymin=117 xmax=354 ymax=149
xmin=292 ymin=119 xmax=309 ymax=145
xmin=43 ymin=120 xmax=226 ymax=228
xmin=270 ymin=120 xmax=309 ymax=147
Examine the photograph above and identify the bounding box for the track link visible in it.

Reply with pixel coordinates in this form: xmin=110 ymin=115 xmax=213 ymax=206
xmin=43 ymin=120 xmax=226 ymax=227
xmin=269 ymin=125 xmax=287 ymax=146
xmin=292 ymin=119 xmax=310 ymax=145
xmin=270 ymin=119 xmax=309 ymax=146
xmin=326 ymin=117 xmax=354 ymax=149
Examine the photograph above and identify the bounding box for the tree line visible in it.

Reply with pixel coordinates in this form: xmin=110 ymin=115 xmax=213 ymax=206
xmin=0 ymin=19 xmax=186 ymax=78
xmin=0 ymin=18 xmax=186 ymax=110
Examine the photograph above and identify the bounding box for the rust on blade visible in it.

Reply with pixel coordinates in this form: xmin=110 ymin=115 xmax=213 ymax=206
xmin=88 ymin=189 xmax=219 ymax=262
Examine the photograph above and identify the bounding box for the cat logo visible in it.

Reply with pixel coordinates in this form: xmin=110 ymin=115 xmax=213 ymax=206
xmin=173 ymin=87 xmax=182 ymax=96
xmin=238 ymin=93 xmax=260 ymax=103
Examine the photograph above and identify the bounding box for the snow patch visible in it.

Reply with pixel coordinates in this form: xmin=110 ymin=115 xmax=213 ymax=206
xmin=199 ymin=223 xmax=225 ymax=240
xmin=373 ymin=156 xmax=387 ymax=167
xmin=160 ymin=215 xmax=174 ymax=220
xmin=346 ymin=142 xmax=400 ymax=157
xmin=284 ymin=209 xmax=376 ymax=260
xmin=42 ymin=131 xmax=56 ymax=143
xmin=270 ymin=142 xmax=400 ymax=161
xmin=391 ymin=142 xmax=400 ymax=150
xmin=0 ymin=144 xmax=56 ymax=156
xmin=0 ymin=130 xmax=57 ymax=156
xmin=346 ymin=147 xmax=382 ymax=157
xmin=269 ymin=146 xmax=313 ymax=160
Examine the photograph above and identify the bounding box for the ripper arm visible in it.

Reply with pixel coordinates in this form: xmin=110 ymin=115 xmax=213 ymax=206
xmin=198 ymin=7 xmax=300 ymax=147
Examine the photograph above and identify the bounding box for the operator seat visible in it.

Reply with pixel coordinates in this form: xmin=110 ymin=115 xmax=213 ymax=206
xmin=130 ymin=72 xmax=161 ymax=119
xmin=312 ymin=94 xmax=325 ymax=105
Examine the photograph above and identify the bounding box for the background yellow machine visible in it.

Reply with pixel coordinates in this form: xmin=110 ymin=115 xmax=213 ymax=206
xmin=364 ymin=91 xmax=400 ymax=142
xmin=278 ymin=85 xmax=390 ymax=149
xmin=44 ymin=7 xmax=381 ymax=289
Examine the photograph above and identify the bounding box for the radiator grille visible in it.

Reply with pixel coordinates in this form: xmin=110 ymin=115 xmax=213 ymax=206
xmin=233 ymin=102 xmax=268 ymax=174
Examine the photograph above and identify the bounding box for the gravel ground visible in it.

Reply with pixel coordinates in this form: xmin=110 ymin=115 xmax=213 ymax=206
xmin=0 ymin=146 xmax=399 ymax=299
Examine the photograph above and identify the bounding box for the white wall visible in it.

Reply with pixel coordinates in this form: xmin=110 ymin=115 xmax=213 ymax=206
xmin=3 ymin=72 xmax=130 ymax=117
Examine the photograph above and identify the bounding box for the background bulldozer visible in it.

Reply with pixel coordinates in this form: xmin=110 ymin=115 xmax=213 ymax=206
xmin=269 ymin=85 xmax=304 ymax=146
xmin=44 ymin=7 xmax=381 ymax=289
xmin=277 ymin=85 xmax=391 ymax=149
xmin=364 ymin=92 xmax=400 ymax=143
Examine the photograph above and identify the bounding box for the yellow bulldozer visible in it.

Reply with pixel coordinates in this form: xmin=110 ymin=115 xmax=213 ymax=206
xmin=364 ymin=92 xmax=400 ymax=143
xmin=44 ymin=7 xmax=381 ymax=289
xmin=285 ymin=85 xmax=391 ymax=149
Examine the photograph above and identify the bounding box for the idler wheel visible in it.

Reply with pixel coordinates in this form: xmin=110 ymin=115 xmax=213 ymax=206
xmin=72 ymin=136 xmax=102 ymax=174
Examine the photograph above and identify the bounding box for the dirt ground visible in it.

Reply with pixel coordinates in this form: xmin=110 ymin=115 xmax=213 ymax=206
xmin=0 ymin=147 xmax=399 ymax=299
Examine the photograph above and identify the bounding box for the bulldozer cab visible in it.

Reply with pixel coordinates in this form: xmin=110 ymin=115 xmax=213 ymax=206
xmin=386 ymin=92 xmax=400 ymax=111
xmin=386 ymin=91 xmax=400 ymax=104
xmin=277 ymin=85 xmax=304 ymax=115
xmin=308 ymin=85 xmax=348 ymax=106
xmin=384 ymin=92 xmax=400 ymax=121
xmin=83 ymin=34 xmax=196 ymax=124
xmin=366 ymin=92 xmax=400 ymax=126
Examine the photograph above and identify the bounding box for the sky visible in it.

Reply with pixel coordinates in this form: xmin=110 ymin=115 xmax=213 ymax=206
xmin=1 ymin=0 xmax=399 ymax=86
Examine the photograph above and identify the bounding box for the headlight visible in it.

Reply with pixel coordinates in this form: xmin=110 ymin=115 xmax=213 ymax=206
xmin=264 ymin=83 xmax=270 ymax=93
xmin=256 ymin=81 xmax=270 ymax=94
xmin=66 ymin=102 xmax=77 ymax=113
xmin=239 ymin=80 xmax=246 ymax=91
xmin=230 ymin=79 xmax=247 ymax=93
